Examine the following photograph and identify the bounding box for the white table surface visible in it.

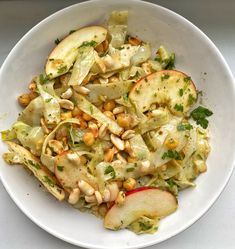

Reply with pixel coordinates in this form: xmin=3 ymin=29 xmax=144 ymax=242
xmin=0 ymin=0 xmax=235 ymax=248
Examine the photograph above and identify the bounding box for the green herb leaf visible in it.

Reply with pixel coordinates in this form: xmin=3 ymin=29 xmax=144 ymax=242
xmin=27 ymin=160 xmax=41 ymax=169
xmin=54 ymin=38 xmax=60 ymax=45
xmin=39 ymin=74 xmax=50 ymax=84
xmin=162 ymin=150 xmax=181 ymax=160
xmin=79 ymin=40 xmax=97 ymax=48
xmin=174 ymin=104 xmax=184 ymax=112
xmin=139 ymin=221 xmax=153 ymax=231
xmin=57 ymin=166 xmax=64 ymax=172
xmin=166 ymin=178 xmax=176 ymax=188
xmin=123 ymin=93 xmax=129 ymax=102
xmin=184 ymin=76 xmax=191 ymax=83
xmin=89 ymin=105 xmax=94 ymax=115
xmin=126 ymin=167 xmax=134 ymax=172
xmin=177 ymin=123 xmax=193 ymax=131
xmin=104 ymin=165 xmax=116 ymax=179
xmin=179 ymin=88 xmax=183 ymax=97
xmin=45 ymin=98 xmax=53 ymax=103
xmin=190 ymin=106 xmax=213 ymax=129
xmin=188 ymin=94 xmax=196 ymax=105
xmin=43 ymin=176 xmax=55 ymax=187
xmin=161 ymin=74 xmax=170 ymax=81
xmin=165 ymin=53 xmax=175 ymax=70
xmin=57 ymin=65 xmax=68 ymax=74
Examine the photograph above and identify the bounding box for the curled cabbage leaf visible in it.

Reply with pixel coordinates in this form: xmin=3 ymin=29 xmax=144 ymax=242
xmin=108 ymin=10 xmax=128 ymax=48
xmin=130 ymin=43 xmax=151 ymax=65
xmin=85 ymin=80 xmax=134 ymax=103
xmin=12 ymin=121 xmax=44 ymax=156
xmin=73 ymin=92 xmax=123 ymax=135
xmin=3 ymin=141 xmax=65 ymax=201
xmin=41 ymin=118 xmax=80 ymax=172
xmin=36 ymin=78 xmax=61 ymax=125
xmin=18 ymin=96 xmax=44 ymax=126
xmin=68 ymin=46 xmax=96 ymax=85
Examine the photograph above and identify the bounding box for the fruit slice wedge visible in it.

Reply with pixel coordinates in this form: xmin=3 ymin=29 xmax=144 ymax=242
xmin=129 ymin=70 xmax=197 ymax=116
xmin=45 ymin=26 xmax=107 ymax=79
xmin=104 ymin=187 xmax=178 ymax=230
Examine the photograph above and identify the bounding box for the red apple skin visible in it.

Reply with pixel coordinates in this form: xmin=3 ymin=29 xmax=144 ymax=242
xmin=104 ymin=187 xmax=178 ymax=230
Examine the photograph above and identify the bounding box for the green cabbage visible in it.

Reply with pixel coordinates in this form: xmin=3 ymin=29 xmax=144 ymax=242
xmin=108 ymin=10 xmax=128 ymax=48
xmin=68 ymin=46 xmax=95 ymax=85
xmin=36 ymin=78 xmax=61 ymax=125
xmin=12 ymin=121 xmax=44 ymax=156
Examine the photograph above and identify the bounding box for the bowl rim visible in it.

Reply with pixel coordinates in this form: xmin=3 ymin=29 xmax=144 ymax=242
xmin=1 ymin=0 xmax=235 ymax=248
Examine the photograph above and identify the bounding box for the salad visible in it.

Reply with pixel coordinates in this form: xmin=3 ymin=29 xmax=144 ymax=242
xmin=1 ymin=11 xmax=213 ymax=234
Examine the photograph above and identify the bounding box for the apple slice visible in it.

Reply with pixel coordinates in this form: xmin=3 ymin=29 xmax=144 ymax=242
xmin=45 ymin=26 xmax=107 ymax=79
xmin=104 ymin=187 xmax=177 ymax=230
xmin=54 ymin=151 xmax=97 ymax=192
xmin=129 ymin=70 xmax=197 ymax=116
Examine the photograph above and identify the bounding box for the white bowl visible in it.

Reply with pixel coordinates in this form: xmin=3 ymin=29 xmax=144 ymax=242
xmin=0 ymin=0 xmax=235 ymax=248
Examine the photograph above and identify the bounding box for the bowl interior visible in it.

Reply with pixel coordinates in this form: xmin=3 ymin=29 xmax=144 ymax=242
xmin=0 ymin=0 xmax=235 ymax=248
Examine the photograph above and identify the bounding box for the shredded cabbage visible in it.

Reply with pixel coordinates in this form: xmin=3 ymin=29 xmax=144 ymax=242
xmin=108 ymin=11 xmax=128 ymax=48
xmin=68 ymin=46 xmax=96 ymax=85
xmin=36 ymin=78 xmax=61 ymax=125
xmin=12 ymin=121 xmax=44 ymax=156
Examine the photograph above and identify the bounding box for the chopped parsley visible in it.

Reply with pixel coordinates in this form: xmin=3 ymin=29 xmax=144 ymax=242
xmin=174 ymin=104 xmax=184 ymax=112
xmin=54 ymin=38 xmax=60 ymax=45
xmin=184 ymin=76 xmax=191 ymax=83
xmin=79 ymin=40 xmax=97 ymax=48
xmin=57 ymin=65 xmax=67 ymax=74
xmin=166 ymin=178 xmax=176 ymax=188
xmin=43 ymin=176 xmax=55 ymax=187
xmin=179 ymin=88 xmax=184 ymax=97
xmin=177 ymin=123 xmax=193 ymax=131
xmin=28 ymin=160 xmax=41 ymax=170
xmin=190 ymin=106 xmax=213 ymax=129
xmin=45 ymin=98 xmax=53 ymax=103
xmin=104 ymin=165 xmax=116 ymax=179
xmin=154 ymin=54 xmax=161 ymax=62
xmin=89 ymin=105 xmax=94 ymax=115
xmin=123 ymin=93 xmax=129 ymax=102
xmin=135 ymin=88 xmax=140 ymax=94
xmin=39 ymin=74 xmax=50 ymax=84
xmin=162 ymin=150 xmax=181 ymax=160
xmin=165 ymin=53 xmax=175 ymax=69
xmin=126 ymin=167 xmax=135 ymax=172
xmin=188 ymin=94 xmax=196 ymax=105
xmin=57 ymin=166 xmax=64 ymax=172
xmin=161 ymin=74 xmax=170 ymax=81
xmin=139 ymin=221 xmax=153 ymax=231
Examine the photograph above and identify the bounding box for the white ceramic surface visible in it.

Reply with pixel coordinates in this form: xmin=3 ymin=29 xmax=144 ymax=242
xmin=0 ymin=0 xmax=235 ymax=248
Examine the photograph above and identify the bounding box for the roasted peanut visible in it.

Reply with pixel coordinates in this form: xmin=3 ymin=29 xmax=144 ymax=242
xmin=110 ymin=134 xmax=125 ymax=151
xmin=104 ymin=111 xmax=115 ymax=120
xmin=78 ymin=180 xmax=95 ymax=196
xmin=68 ymin=188 xmax=80 ymax=205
